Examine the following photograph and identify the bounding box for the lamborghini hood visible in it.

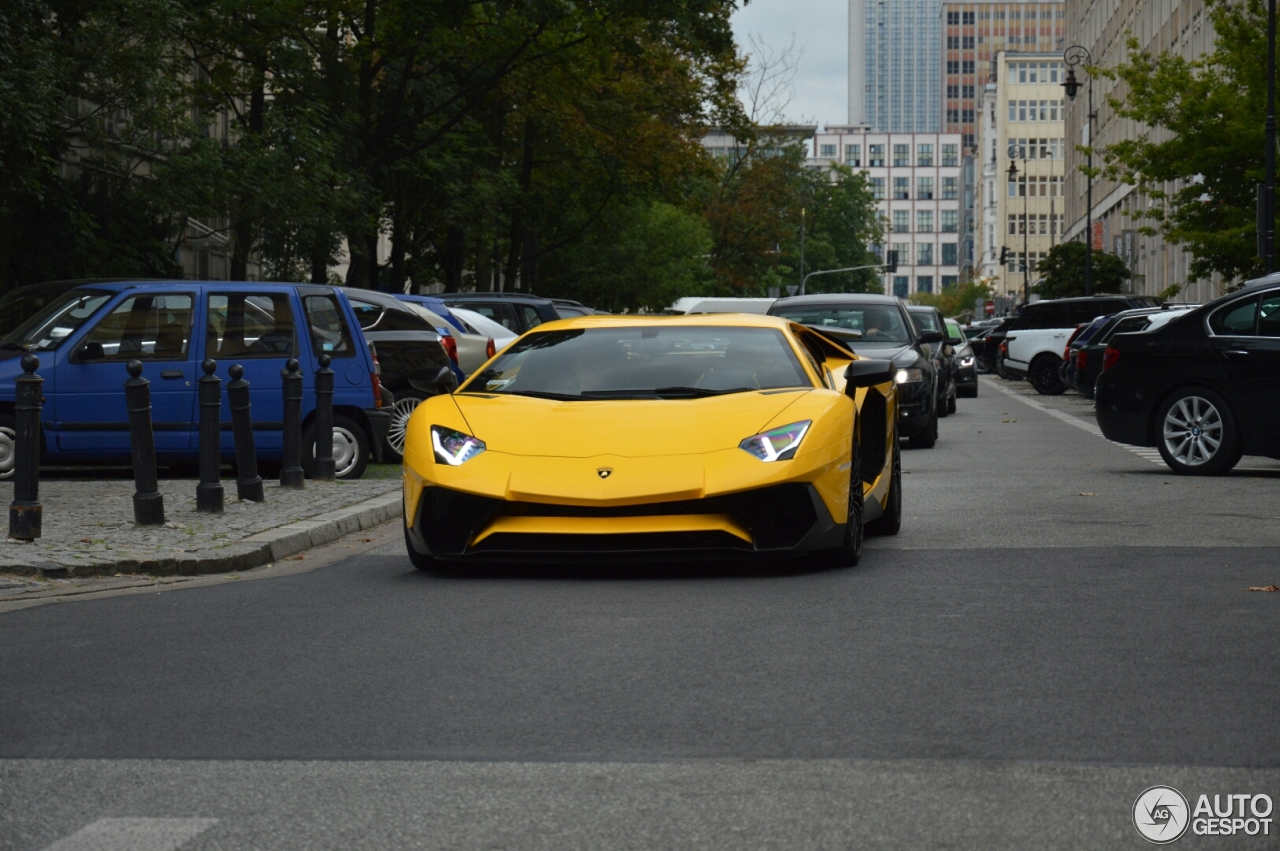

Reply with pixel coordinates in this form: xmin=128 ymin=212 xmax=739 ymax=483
xmin=449 ymin=390 xmax=811 ymax=457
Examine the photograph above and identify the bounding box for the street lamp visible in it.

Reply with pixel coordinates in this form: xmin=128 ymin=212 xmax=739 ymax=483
xmin=1063 ymin=45 xmax=1095 ymax=297
xmin=1008 ymin=149 xmax=1030 ymax=304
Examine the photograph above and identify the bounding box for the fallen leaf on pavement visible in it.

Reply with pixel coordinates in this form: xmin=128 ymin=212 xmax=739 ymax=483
xmin=79 ymin=538 xmax=91 ymax=543
xmin=1079 ymin=492 xmax=1096 ymax=497
xmin=361 ymin=538 xmax=373 ymax=543
xmin=1247 ymin=585 xmax=1279 ymax=592
xmin=286 ymin=555 xmax=305 ymax=561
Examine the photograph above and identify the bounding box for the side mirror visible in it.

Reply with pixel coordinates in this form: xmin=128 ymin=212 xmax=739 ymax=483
xmin=78 ymin=341 xmax=105 ymax=361
xmin=408 ymin=366 xmax=458 ymax=394
xmin=844 ymin=359 xmax=895 ymax=393
xmin=918 ymin=329 xmax=944 ymax=344
xmin=947 ymin=336 xmax=964 ymax=346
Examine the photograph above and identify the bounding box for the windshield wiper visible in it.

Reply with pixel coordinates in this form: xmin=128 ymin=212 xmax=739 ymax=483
xmin=503 ymin=390 xmax=584 ymax=401
xmin=652 ymin=386 xmax=757 ymax=398
xmin=0 ymin=343 xmax=29 ymax=351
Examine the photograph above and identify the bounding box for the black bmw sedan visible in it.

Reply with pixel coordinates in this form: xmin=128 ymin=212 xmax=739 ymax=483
xmin=1095 ymin=276 xmax=1280 ymax=475
xmin=770 ymin=293 xmax=945 ymax=448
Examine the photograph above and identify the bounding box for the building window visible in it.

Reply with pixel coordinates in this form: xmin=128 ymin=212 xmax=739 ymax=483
xmin=963 ymin=133 xmax=975 ymax=148
xmin=845 ymin=144 xmax=861 ymax=166
xmin=893 ymin=210 xmax=910 ymax=232
xmin=892 ymin=241 xmax=911 ymax=265
xmin=917 ymin=275 xmax=934 ymax=294
xmin=962 ymin=36 xmax=975 ymax=49
xmin=917 ymin=243 xmax=934 ymax=265
xmin=947 ymin=109 xmax=960 ymax=123
xmin=947 ymin=35 xmax=960 ymax=49
xmin=917 ymin=177 xmax=934 ymax=200
xmin=1007 ymin=214 xmax=1017 ymax=235
xmin=893 ymin=177 xmax=910 ymax=200
xmin=962 ymin=11 xmax=974 ymax=24
xmin=942 ymin=176 xmax=958 ymax=199
xmin=868 ymin=144 xmax=885 ymax=167
xmin=917 ymin=144 xmax=933 ymax=167
xmin=947 ymin=84 xmax=960 ymax=98
xmin=820 ymin=144 xmax=836 ymax=157
xmin=941 ymin=144 xmax=959 ymax=167
xmin=893 ymin=144 xmax=910 ymax=167
xmin=962 ymin=60 xmax=975 ymax=74
xmin=917 ymin=209 xmax=933 ymax=232
xmin=870 ymin=177 xmax=886 ymax=200
xmin=962 ymin=84 xmax=975 ymax=99
xmin=946 ymin=10 xmax=960 ymax=25
xmin=893 ymin=276 xmax=910 ymax=298
xmin=941 ymin=210 xmax=958 ymax=231
xmin=941 ymin=242 xmax=958 ymax=265
xmin=962 ymin=109 xmax=975 ymax=123
xmin=947 ymin=60 xmax=960 ymax=74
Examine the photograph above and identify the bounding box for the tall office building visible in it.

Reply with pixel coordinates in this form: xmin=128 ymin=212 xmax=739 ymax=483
xmin=848 ymin=0 xmax=942 ymax=132
xmin=940 ymin=1 xmax=1066 ymax=150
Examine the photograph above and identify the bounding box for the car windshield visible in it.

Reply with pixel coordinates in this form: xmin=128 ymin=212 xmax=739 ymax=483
xmin=465 ymin=326 xmax=812 ymax=399
xmin=770 ymin=304 xmax=913 ymax=345
xmin=945 ymin=320 xmax=965 ymax=341
xmin=0 ymin=288 xmax=113 ymax=352
xmin=910 ymin=310 xmax=942 ymax=333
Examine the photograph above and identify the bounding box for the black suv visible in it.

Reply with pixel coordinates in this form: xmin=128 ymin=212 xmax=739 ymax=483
xmin=437 ymin=292 xmax=563 ymax=334
xmin=769 ymin=293 xmax=945 ymax=448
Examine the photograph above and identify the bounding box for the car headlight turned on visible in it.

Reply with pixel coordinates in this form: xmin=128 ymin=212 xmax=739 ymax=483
xmin=432 ymin=425 xmax=486 ymax=465
xmin=895 ymin=368 xmax=924 ymax=384
xmin=739 ymin=421 xmax=811 ymax=462
xmin=959 ymin=356 xmax=975 ymax=367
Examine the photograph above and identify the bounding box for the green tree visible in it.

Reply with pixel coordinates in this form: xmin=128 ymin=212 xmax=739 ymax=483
xmin=1032 ymin=242 xmax=1130 ymax=299
xmin=794 ymin=165 xmax=883 ymax=294
xmin=1099 ymin=0 xmax=1274 ymax=287
xmin=911 ymin=280 xmax=995 ymax=319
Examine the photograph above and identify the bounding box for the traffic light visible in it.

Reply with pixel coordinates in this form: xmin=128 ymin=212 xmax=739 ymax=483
xmin=886 ymin=250 xmax=898 ymax=274
xmin=999 ymin=246 xmax=1009 ymax=266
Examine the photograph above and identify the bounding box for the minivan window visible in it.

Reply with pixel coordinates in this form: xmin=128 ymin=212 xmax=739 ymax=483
xmin=1 ymin=289 xmax=112 ymax=352
xmin=206 ymin=293 xmax=295 ymax=358
xmin=82 ymin=294 xmax=193 ymax=360
xmin=348 ymin=299 xmax=383 ymax=331
xmin=1209 ymin=297 xmax=1259 ymax=336
xmin=304 ymin=295 xmax=356 ymax=357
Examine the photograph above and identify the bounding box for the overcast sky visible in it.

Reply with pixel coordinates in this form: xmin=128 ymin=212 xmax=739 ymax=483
xmin=731 ymin=0 xmax=848 ymax=129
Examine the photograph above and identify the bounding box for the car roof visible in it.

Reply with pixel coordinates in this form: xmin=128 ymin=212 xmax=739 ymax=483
xmin=56 ymin=280 xmax=337 ymax=293
xmin=343 ymin=288 xmax=418 ymax=311
xmin=905 ymin=304 xmax=939 ymax=313
xmin=771 ymin=293 xmax=902 ymax=308
xmin=439 ymin=292 xmax=554 ymax=303
xmin=526 ymin=313 xmax=802 ymax=332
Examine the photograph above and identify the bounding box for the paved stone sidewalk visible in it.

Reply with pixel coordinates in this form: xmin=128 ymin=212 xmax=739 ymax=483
xmin=0 ymin=478 xmax=401 ymax=578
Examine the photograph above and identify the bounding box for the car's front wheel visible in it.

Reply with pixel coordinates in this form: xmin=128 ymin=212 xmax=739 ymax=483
xmin=908 ymin=407 xmax=938 ymax=449
xmin=1156 ymin=387 xmax=1242 ymax=476
xmin=302 ymin=414 xmax=370 ymax=480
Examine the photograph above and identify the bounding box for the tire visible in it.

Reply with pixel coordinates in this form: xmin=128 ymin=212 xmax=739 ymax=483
xmin=1029 ymin=355 xmax=1067 ymax=395
xmin=996 ymin=357 xmax=1011 ymax=380
xmin=0 ymin=412 xmax=16 ymax=481
xmin=908 ymin=407 xmax=938 ymax=449
xmin=958 ymin=383 xmax=978 ymax=398
xmin=866 ymin=432 xmax=901 ymax=536
xmin=302 ymin=414 xmax=370 ymax=480
xmin=1078 ymin=382 xmax=1095 ymax=401
xmin=820 ymin=446 xmax=863 ymax=567
xmin=404 ymin=516 xmax=435 ymax=571
xmin=1155 ymin=387 xmax=1243 ymax=476
xmin=937 ymin=385 xmax=950 ymax=418
xmin=383 ymin=390 xmax=428 ymax=464
xmin=946 ymin=382 xmax=957 ymax=414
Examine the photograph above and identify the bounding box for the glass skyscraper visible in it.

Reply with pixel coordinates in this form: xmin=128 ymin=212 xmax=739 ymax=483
xmin=850 ymin=0 xmax=942 ymax=132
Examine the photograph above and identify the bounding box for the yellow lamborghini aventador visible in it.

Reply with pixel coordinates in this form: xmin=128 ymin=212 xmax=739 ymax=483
xmin=401 ymin=314 xmax=900 ymax=568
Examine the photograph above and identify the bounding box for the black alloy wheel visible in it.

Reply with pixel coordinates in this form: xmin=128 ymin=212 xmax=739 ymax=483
xmin=867 ymin=431 xmax=901 ymax=535
xmin=822 ymin=446 xmax=863 ymax=567
xmin=1029 ymin=355 xmax=1067 ymax=395
xmin=1155 ymin=387 xmax=1243 ymax=476
xmin=908 ymin=406 xmax=938 ymax=449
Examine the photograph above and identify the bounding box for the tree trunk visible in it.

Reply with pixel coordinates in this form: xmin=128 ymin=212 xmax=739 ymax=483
xmin=443 ymin=226 xmax=465 ymax=292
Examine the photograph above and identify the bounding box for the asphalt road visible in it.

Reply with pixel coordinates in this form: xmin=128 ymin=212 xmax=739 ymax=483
xmin=3 ymin=376 xmax=1279 ymax=850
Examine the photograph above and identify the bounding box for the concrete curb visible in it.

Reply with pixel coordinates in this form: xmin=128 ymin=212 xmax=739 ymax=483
xmin=22 ymin=493 xmax=403 ymax=579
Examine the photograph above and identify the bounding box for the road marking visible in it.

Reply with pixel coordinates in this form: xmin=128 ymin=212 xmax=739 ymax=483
xmin=983 ymin=377 xmax=1166 ymax=467
xmin=41 ymin=818 xmax=217 ymax=851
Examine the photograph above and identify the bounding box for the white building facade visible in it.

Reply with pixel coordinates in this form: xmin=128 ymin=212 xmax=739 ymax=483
xmin=975 ymin=52 xmax=1067 ymax=299
xmin=812 ymin=127 xmax=964 ymax=297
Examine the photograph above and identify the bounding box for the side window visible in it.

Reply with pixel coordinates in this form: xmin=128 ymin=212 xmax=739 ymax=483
xmin=1112 ymin=317 xmax=1151 ymax=335
xmin=304 ymin=295 xmax=356 ymax=358
xmin=1017 ymin=304 xmax=1068 ymax=330
xmin=347 ymin=299 xmax=384 ymax=331
xmin=1258 ymin=294 xmax=1280 ymax=337
xmin=374 ymin=308 xmax=434 ymax=332
xmin=1068 ymin=303 xmax=1104 ymax=326
xmin=206 ymin=293 xmax=296 ymax=359
xmin=1209 ymin=297 xmax=1259 ymax=336
xmin=83 ymin=294 xmax=193 ymax=360
xmin=520 ymin=305 xmax=544 ymax=329
xmin=462 ymin=302 xmax=517 ymax=331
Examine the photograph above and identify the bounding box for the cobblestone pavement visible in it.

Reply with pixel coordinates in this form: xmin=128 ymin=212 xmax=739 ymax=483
xmin=0 ymin=477 xmax=401 ymax=578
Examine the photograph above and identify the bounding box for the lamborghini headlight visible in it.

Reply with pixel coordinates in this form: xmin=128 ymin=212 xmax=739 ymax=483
xmin=431 ymin=425 xmax=486 ymax=466
xmin=895 ymin=368 xmax=924 ymax=384
xmin=739 ymin=421 xmax=811 ymax=462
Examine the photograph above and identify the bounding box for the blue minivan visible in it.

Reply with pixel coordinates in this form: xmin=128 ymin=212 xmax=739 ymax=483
xmin=0 ymin=282 xmax=390 ymax=479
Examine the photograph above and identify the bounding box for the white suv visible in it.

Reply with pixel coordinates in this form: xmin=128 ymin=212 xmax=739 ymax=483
xmin=1003 ymin=296 xmax=1161 ymax=394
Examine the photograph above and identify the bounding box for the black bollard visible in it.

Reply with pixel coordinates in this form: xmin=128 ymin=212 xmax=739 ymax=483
xmin=280 ymin=357 xmax=304 ymax=489
xmin=314 ymin=353 xmax=335 ymax=482
xmin=124 ymin=360 xmax=165 ymax=525
xmin=8 ymin=354 xmax=43 ymax=540
xmin=227 ymin=364 xmax=264 ymax=503
xmin=196 ymin=358 xmax=224 ymax=513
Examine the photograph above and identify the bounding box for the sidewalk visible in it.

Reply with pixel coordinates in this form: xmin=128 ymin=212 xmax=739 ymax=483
xmin=0 ymin=477 xmax=402 ymax=579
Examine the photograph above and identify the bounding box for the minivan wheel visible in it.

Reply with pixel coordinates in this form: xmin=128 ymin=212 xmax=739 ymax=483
xmin=1029 ymin=355 xmax=1066 ymax=395
xmin=1156 ymin=388 xmax=1242 ymax=476
xmin=0 ymin=412 xmax=16 ymax=481
xmin=302 ymin=414 xmax=370 ymax=480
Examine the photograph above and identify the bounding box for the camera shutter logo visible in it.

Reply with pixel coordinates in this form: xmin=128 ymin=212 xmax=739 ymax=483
xmin=1133 ymin=786 xmax=1190 ymax=844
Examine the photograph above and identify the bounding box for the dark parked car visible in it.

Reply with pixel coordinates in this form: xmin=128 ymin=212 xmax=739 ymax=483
xmin=1095 ymin=281 xmax=1280 ymax=475
xmin=436 ymin=292 xmax=562 ymax=334
xmin=345 ymin=290 xmax=457 ymax=461
xmin=980 ymin=315 xmax=1019 ymax=375
xmin=0 ymin=282 xmax=390 ymax=479
xmin=945 ymin=318 xmax=977 ymax=398
xmin=769 ymin=293 xmax=944 ymax=448
xmin=1074 ymin=306 xmax=1201 ymax=399
xmin=1063 ymin=314 xmax=1115 ymax=391
xmin=907 ymin=305 xmax=957 ymax=416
